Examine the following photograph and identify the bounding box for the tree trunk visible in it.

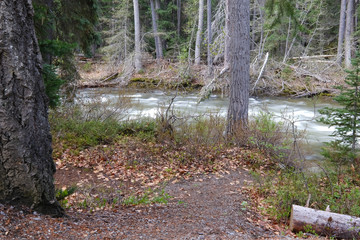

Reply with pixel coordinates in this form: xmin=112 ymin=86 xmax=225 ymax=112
xmin=133 ymin=0 xmax=142 ymax=72
xmin=337 ymin=0 xmax=347 ymax=65
xmin=207 ymin=0 xmax=213 ymax=76
xmin=345 ymin=0 xmax=354 ymax=68
xmin=0 ymin=0 xmax=64 ymax=217
xmin=150 ymin=0 xmax=162 ymax=60
xmin=195 ymin=0 xmax=204 ymax=65
xmin=226 ymin=0 xmax=250 ymax=135
xmin=177 ymin=0 xmax=181 ymax=36
xmin=224 ymin=0 xmax=230 ymax=69
xmin=154 ymin=0 xmax=163 ymax=57
xmin=290 ymin=205 xmax=360 ymax=239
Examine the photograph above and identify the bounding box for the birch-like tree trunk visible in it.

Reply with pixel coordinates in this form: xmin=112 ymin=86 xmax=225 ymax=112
xmin=133 ymin=0 xmax=142 ymax=72
xmin=207 ymin=0 xmax=213 ymax=76
xmin=337 ymin=0 xmax=347 ymax=65
xmin=226 ymin=0 xmax=250 ymax=135
xmin=0 ymin=0 xmax=64 ymax=217
xmin=195 ymin=0 xmax=204 ymax=65
xmin=345 ymin=0 xmax=354 ymax=68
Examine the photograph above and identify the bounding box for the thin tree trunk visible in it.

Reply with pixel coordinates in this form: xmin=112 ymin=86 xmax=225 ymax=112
xmin=124 ymin=0 xmax=129 ymax=60
xmin=207 ymin=0 xmax=213 ymax=76
xmin=345 ymin=0 xmax=354 ymax=68
xmin=251 ymin=2 xmax=256 ymax=51
xmin=224 ymin=0 xmax=230 ymax=68
xmin=257 ymin=0 xmax=266 ymax=59
xmin=337 ymin=0 xmax=347 ymax=65
xmin=195 ymin=0 xmax=204 ymax=65
xmin=133 ymin=0 xmax=142 ymax=72
xmin=226 ymin=0 xmax=250 ymax=135
xmin=154 ymin=0 xmax=163 ymax=57
xmin=0 ymin=0 xmax=64 ymax=216
xmin=150 ymin=0 xmax=161 ymax=60
xmin=177 ymin=0 xmax=181 ymax=35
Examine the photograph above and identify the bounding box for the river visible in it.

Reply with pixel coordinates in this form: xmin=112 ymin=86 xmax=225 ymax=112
xmin=77 ymin=87 xmax=338 ymax=161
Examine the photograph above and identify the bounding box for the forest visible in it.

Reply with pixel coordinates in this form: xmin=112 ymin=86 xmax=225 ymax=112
xmin=1 ymin=0 xmax=360 ymax=239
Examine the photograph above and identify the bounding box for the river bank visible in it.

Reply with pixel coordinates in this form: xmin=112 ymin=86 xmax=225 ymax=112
xmin=77 ymin=56 xmax=345 ymax=98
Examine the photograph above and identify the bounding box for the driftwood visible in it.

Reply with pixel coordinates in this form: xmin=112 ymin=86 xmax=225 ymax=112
xmin=290 ymin=205 xmax=360 ymax=239
xmin=100 ymin=72 xmax=119 ymax=82
xmin=284 ymin=64 xmax=332 ymax=83
xmin=291 ymin=55 xmax=335 ymax=60
xmin=293 ymin=88 xmax=334 ymax=98
xmin=252 ymin=52 xmax=269 ymax=93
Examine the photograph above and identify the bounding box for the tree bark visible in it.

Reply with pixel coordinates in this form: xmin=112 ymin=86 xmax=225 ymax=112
xmin=177 ymin=0 xmax=181 ymax=36
xmin=290 ymin=205 xmax=360 ymax=239
xmin=207 ymin=0 xmax=213 ymax=76
xmin=226 ymin=0 xmax=250 ymax=135
xmin=345 ymin=0 xmax=354 ymax=68
xmin=0 ymin=0 xmax=64 ymax=216
xmin=337 ymin=0 xmax=347 ymax=65
xmin=195 ymin=0 xmax=204 ymax=65
xmin=224 ymin=0 xmax=230 ymax=68
xmin=154 ymin=0 xmax=163 ymax=57
xmin=133 ymin=0 xmax=142 ymax=72
xmin=150 ymin=0 xmax=162 ymax=60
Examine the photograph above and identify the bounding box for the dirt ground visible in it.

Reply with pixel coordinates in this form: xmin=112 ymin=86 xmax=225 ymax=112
xmin=0 ymin=169 xmax=299 ymax=240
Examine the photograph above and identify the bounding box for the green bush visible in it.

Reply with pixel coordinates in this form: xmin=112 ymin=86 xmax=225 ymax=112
xmin=247 ymin=111 xmax=294 ymax=165
xmin=266 ymin=168 xmax=360 ymax=221
xmin=50 ymin=103 xmax=157 ymax=153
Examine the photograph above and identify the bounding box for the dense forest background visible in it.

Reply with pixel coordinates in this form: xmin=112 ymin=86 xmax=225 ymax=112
xmin=32 ymin=0 xmax=358 ymax=106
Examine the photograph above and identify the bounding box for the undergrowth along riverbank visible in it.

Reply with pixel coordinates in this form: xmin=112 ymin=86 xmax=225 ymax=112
xmin=50 ymin=94 xmax=360 ymax=228
xmin=77 ymin=58 xmax=346 ymax=98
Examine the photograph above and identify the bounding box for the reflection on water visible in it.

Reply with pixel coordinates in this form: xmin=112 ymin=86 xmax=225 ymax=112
xmin=77 ymin=88 xmax=338 ymax=160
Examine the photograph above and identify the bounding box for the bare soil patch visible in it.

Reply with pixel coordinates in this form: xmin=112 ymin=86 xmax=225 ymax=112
xmin=1 ymin=170 xmax=295 ymax=240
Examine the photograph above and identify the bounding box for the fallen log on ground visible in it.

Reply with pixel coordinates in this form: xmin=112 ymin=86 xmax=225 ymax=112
xmin=290 ymin=205 xmax=360 ymax=239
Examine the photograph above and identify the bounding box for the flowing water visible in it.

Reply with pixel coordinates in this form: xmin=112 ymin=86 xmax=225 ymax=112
xmin=77 ymin=87 xmax=338 ymax=161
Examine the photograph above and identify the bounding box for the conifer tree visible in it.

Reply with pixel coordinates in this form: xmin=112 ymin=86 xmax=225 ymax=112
xmin=319 ymin=52 xmax=360 ymax=161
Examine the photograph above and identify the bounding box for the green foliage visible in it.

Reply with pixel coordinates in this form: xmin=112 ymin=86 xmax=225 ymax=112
xmin=265 ymin=0 xmax=298 ymax=28
xmin=42 ymin=64 xmax=64 ymax=108
xmin=319 ymin=52 xmax=360 ymax=160
xmin=33 ymin=0 xmax=100 ymax=106
xmin=56 ymin=186 xmax=77 ymax=208
xmin=266 ymin=169 xmax=360 ymax=221
xmin=247 ymin=111 xmax=292 ymax=164
xmin=122 ymin=187 xmax=172 ymax=206
xmin=50 ymin=103 xmax=157 ymax=152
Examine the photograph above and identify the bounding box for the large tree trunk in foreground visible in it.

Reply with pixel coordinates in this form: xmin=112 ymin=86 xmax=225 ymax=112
xmin=290 ymin=205 xmax=360 ymax=239
xmin=226 ymin=0 xmax=250 ymax=135
xmin=0 ymin=0 xmax=64 ymax=216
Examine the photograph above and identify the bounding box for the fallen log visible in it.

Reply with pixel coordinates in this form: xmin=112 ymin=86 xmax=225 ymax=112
xmin=100 ymin=72 xmax=119 ymax=82
xmin=290 ymin=205 xmax=360 ymax=239
xmin=290 ymin=55 xmax=335 ymax=60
